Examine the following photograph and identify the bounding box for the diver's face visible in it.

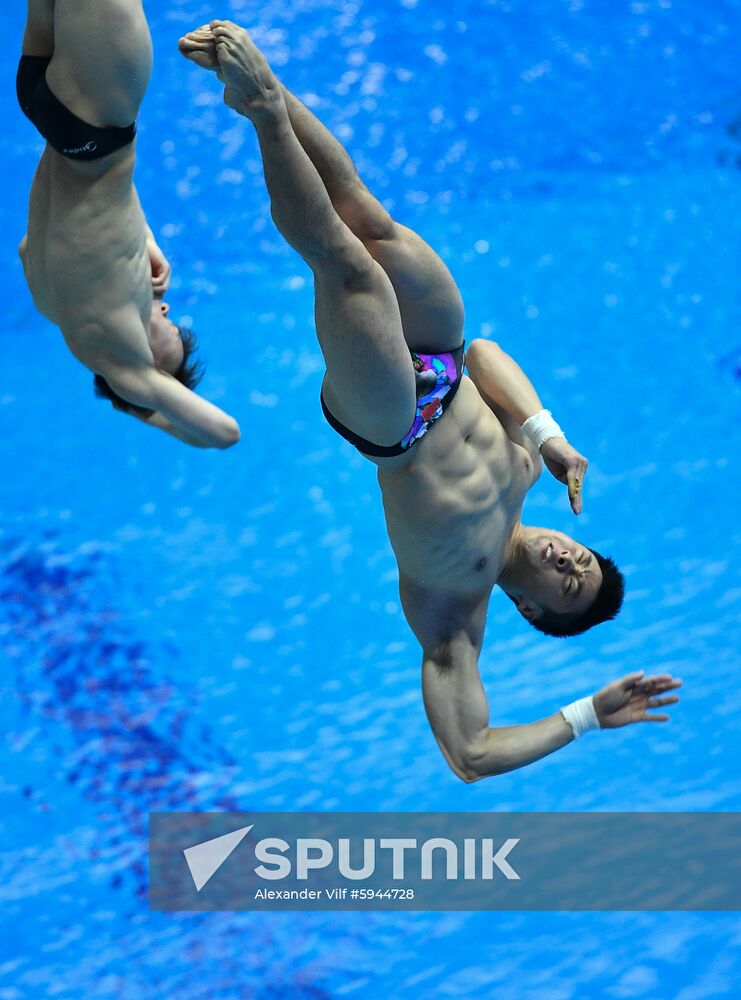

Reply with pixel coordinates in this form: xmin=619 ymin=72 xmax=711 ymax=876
xmin=149 ymin=300 xmax=184 ymax=374
xmin=520 ymin=529 xmax=603 ymax=618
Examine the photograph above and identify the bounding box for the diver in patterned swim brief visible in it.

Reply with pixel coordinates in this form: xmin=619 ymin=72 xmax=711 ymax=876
xmin=16 ymin=55 xmax=136 ymax=161
xmin=320 ymin=343 xmax=466 ymax=457
xmin=186 ymin=21 xmax=656 ymax=785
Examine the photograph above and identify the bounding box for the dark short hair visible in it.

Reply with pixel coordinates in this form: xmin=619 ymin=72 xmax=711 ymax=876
xmin=93 ymin=326 xmax=204 ymax=416
xmin=530 ymin=550 xmax=625 ymax=638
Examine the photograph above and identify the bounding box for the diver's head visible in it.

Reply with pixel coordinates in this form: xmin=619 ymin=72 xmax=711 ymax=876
xmin=93 ymin=305 xmax=205 ymax=416
xmin=148 ymin=299 xmax=184 ymax=373
xmin=499 ymin=526 xmax=625 ymax=637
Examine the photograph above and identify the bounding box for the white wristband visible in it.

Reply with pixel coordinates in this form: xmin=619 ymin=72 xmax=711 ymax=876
xmin=521 ymin=409 xmax=566 ymax=451
xmin=560 ymin=696 xmax=600 ymax=739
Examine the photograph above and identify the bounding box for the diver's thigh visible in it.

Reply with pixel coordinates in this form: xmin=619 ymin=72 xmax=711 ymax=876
xmin=366 ymin=223 xmax=465 ymax=353
xmin=314 ymin=254 xmax=417 ymax=448
xmin=46 ymin=0 xmax=152 ymax=127
xmin=22 ymin=0 xmax=55 ymax=56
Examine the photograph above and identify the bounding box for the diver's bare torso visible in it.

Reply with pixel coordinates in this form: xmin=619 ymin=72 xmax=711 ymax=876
xmin=20 ymin=143 xmax=153 ymax=375
xmin=371 ymin=375 xmax=539 ymax=643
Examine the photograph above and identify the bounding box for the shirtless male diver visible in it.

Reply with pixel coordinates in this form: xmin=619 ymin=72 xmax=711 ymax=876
xmin=16 ymin=0 xmax=240 ymax=448
xmin=180 ymin=21 xmax=682 ymax=782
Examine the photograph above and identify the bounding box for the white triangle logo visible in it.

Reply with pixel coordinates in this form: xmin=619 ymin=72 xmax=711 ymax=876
xmin=183 ymin=824 xmax=253 ymax=892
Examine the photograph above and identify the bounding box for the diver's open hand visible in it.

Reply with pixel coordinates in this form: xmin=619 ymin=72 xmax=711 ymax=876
xmin=594 ymin=671 xmax=682 ymax=729
xmin=540 ymin=438 xmax=589 ymax=515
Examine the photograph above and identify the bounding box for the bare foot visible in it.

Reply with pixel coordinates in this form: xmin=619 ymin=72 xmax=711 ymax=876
xmin=178 ymin=25 xmax=223 ymax=77
xmin=208 ymin=20 xmax=281 ymax=118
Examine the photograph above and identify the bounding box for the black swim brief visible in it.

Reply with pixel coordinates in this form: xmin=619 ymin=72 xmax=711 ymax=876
xmin=16 ymin=55 xmax=136 ymax=161
xmin=321 ymin=342 xmax=466 ymax=457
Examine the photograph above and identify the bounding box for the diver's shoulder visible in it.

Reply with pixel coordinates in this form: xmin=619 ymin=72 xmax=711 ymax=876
xmin=399 ymin=569 xmax=491 ymax=649
xmin=59 ymin=304 xmax=152 ymax=373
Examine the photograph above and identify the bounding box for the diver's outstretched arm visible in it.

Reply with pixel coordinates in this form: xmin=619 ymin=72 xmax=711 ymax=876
xmin=423 ymin=646 xmax=681 ymax=783
xmin=402 ymin=574 xmax=681 ymax=782
xmin=421 ymin=640 xmax=575 ymax=783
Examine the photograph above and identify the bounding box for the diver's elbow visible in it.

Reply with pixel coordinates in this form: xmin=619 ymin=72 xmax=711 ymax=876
xmin=215 ymin=419 xmax=240 ymax=449
xmin=454 ymin=762 xmax=482 ymax=784
xmin=453 ymin=739 xmax=506 ymax=784
xmin=449 ymin=748 xmax=486 ymax=784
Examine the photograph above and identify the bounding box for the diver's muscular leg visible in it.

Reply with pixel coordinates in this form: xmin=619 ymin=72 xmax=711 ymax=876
xmin=22 ymin=0 xmax=54 ymax=56
xmin=46 ymin=0 xmax=152 ymax=128
xmin=278 ymin=90 xmax=465 ymax=353
xmin=211 ymin=20 xmax=416 ymax=446
xmin=179 ymin=24 xmax=465 ymax=353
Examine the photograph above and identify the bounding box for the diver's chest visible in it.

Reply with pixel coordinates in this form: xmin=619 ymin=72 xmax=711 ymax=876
xmin=385 ymin=491 xmax=511 ymax=593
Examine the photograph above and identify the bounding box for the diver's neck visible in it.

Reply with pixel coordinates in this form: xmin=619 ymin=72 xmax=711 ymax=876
xmin=497 ymin=521 xmax=530 ymax=596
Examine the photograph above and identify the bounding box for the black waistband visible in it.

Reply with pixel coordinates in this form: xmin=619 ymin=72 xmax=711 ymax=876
xmin=16 ymin=55 xmax=136 ymax=161
xmin=321 ymin=342 xmax=466 ymax=458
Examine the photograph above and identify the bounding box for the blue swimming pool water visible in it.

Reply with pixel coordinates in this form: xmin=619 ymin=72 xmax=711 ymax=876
xmin=1 ymin=0 xmax=740 ymax=996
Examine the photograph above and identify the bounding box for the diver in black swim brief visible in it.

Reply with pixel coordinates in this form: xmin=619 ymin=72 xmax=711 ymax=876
xmin=16 ymin=54 xmax=135 ymax=160
xmin=15 ymin=0 xmax=239 ymax=449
